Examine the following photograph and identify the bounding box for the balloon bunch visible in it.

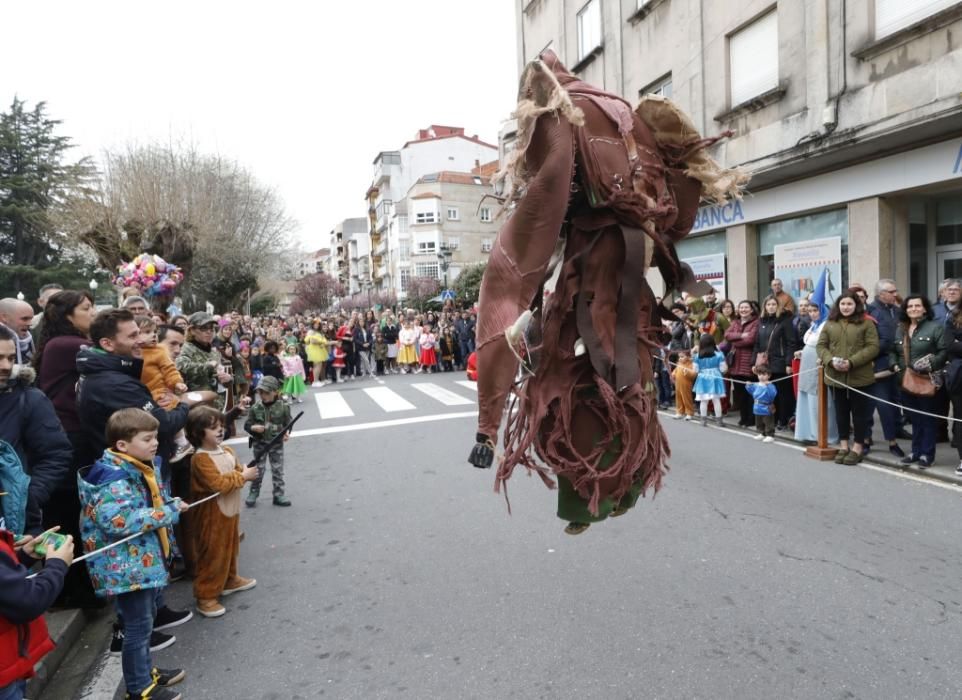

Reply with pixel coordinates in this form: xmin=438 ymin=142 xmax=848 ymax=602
xmin=114 ymin=254 xmax=184 ymax=297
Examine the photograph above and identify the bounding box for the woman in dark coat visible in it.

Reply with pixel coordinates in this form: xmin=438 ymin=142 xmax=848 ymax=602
xmin=753 ymin=295 xmax=799 ymax=431
xmin=33 ymin=289 xmax=99 ymax=607
xmin=725 ymin=300 xmax=760 ymax=428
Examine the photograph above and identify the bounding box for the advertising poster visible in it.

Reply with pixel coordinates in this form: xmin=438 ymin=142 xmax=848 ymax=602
xmin=773 ymin=236 xmax=842 ymax=306
xmin=683 ymin=253 xmax=727 ymax=300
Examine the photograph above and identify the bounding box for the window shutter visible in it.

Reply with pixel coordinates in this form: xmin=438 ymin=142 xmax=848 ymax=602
xmin=876 ymin=0 xmax=958 ymax=38
xmin=729 ymin=10 xmax=779 ymax=106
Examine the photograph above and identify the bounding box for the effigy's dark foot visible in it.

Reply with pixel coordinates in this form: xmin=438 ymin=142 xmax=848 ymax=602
xmin=468 ymin=433 xmax=495 ymax=469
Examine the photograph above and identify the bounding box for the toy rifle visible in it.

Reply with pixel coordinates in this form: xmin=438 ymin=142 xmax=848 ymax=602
xmin=248 ymin=411 xmax=304 ymax=468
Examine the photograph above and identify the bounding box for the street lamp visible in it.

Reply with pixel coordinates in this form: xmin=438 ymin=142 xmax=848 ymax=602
xmin=88 ymin=279 xmax=99 ymax=305
xmin=437 ymin=245 xmax=453 ymax=289
xmin=15 ymin=292 xmax=24 ymax=301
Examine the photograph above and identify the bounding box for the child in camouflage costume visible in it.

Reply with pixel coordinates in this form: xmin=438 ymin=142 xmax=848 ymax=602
xmin=242 ymin=376 xmax=291 ymax=507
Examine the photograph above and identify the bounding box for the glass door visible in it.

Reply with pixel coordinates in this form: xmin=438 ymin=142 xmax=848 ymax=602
xmin=936 ymin=248 xmax=962 ymax=283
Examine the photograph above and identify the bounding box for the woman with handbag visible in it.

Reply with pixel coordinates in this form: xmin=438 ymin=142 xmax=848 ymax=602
xmin=753 ymin=295 xmax=798 ymax=431
xmin=725 ymin=300 xmax=760 ymax=428
xmin=890 ymin=295 xmax=947 ymax=468
xmin=816 ymin=292 xmax=879 ymax=465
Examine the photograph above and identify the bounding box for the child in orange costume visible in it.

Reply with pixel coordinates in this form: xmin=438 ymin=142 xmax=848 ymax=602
xmin=138 ymin=316 xmax=191 ymax=461
xmin=186 ymin=406 xmax=258 ymax=618
xmin=672 ymin=352 xmax=697 ymax=420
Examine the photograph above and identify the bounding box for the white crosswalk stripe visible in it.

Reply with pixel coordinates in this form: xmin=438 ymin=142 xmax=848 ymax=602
xmin=411 ymin=382 xmax=476 ymax=406
xmin=363 ymin=386 xmax=416 ymax=412
xmin=455 ymin=380 xmax=478 ymax=392
xmin=314 ymin=391 xmax=354 ymax=419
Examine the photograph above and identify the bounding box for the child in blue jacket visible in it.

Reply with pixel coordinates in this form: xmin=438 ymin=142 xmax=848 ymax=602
xmin=78 ymin=408 xmax=189 ymax=700
xmin=746 ymin=365 xmax=778 ymax=443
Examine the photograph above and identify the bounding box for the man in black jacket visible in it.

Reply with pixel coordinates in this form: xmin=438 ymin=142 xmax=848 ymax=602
xmin=76 ymin=309 xmax=214 ymax=469
xmin=454 ymin=311 xmax=475 ymax=370
xmin=0 ymin=326 xmax=72 ymax=534
xmin=866 ymin=279 xmax=906 ymax=457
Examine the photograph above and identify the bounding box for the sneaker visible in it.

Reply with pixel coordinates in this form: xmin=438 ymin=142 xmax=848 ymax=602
xmin=753 ymin=434 xmax=765 ymax=441
xmin=889 ymin=444 xmax=906 ymax=458
xmin=273 ymin=495 xmax=292 ymax=507
xmin=918 ymin=456 xmax=932 ymax=469
xmin=151 ymin=667 xmax=186 ymax=687
xmin=701 ymin=417 xmax=708 ymax=427
xmin=296 ymin=397 xmax=303 ymax=403
xmin=312 ymin=381 xmax=323 ymax=388
xmin=125 ymin=686 xmax=182 ymax=700
xmin=196 ymin=599 xmax=226 ymax=618
xmin=900 ymin=454 xmax=919 ymax=465
xmin=762 ymin=436 xmax=775 ymax=443
xmin=955 ymin=462 xmax=962 ymax=476
xmin=684 ymin=415 xmax=692 ymax=421
xmin=245 ymin=488 xmax=259 ymax=508
xmin=672 ymin=413 xmax=683 ymax=420
xmin=222 ymin=576 xmax=257 ymax=596
xmin=153 ymin=606 xmax=193 ymax=631
xmin=169 ymin=444 xmax=193 ymax=464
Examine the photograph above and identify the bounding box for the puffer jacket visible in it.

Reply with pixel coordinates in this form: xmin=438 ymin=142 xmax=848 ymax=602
xmin=816 ymin=317 xmax=880 ymax=388
xmin=77 ymin=450 xmax=181 ymax=597
xmin=0 ymin=530 xmax=63 ymax=687
xmin=724 ymin=316 xmax=759 ymax=376
xmin=890 ymin=319 xmax=947 ymax=379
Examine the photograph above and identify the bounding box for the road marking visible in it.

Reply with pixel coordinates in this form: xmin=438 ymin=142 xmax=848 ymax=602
xmin=411 ymin=382 xmax=475 ymax=406
xmin=314 ymin=391 xmax=353 ymax=419
xmin=455 ymin=380 xmax=478 ymax=391
xmin=77 ymin=652 xmax=123 ymax=699
xmin=225 ymin=410 xmax=477 ymax=443
xmin=363 ymin=386 xmax=415 ymax=412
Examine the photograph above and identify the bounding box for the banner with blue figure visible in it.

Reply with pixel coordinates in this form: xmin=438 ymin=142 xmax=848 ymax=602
xmin=773 ymin=236 xmax=841 ymax=309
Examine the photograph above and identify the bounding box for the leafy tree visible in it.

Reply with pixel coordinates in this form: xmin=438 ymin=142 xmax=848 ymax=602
xmin=0 ymin=97 xmax=96 ymax=277
xmin=248 ymin=294 xmax=278 ymax=316
xmin=453 ymin=262 xmax=486 ymax=305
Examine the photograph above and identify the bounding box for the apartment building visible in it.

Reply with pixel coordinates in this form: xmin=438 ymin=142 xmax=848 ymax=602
xmin=403 ymin=171 xmax=499 ymax=294
xmin=331 ymin=217 xmax=369 ymax=292
xmin=366 ymin=125 xmax=498 ymax=299
xmin=516 ymin=0 xmax=962 ymax=301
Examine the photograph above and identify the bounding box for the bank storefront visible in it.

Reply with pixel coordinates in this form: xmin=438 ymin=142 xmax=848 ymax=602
xmin=669 ymin=137 xmax=962 ymax=306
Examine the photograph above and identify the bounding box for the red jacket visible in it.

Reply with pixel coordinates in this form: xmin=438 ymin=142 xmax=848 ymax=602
xmin=466 ymin=352 xmax=478 ymax=381
xmin=724 ymin=317 xmax=760 ymax=377
xmin=0 ymin=530 xmax=59 ymax=687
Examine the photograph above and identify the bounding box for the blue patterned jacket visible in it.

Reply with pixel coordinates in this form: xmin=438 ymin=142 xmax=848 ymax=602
xmin=77 ymin=450 xmax=181 ymax=597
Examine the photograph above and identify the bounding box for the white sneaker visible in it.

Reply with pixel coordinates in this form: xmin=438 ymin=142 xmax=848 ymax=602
xmin=753 ymin=434 xmax=765 ymax=441
xmin=672 ymin=413 xmax=683 ymax=420
xmin=684 ymin=415 xmax=692 ymax=422
xmin=762 ymin=436 xmax=775 ymax=443
xmin=311 ymin=381 xmax=323 ymax=388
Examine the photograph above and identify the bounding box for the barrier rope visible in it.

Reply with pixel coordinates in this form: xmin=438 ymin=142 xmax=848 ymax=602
xmin=661 ymin=355 xmax=962 ymax=424
xmin=24 ymin=492 xmax=222 ymax=579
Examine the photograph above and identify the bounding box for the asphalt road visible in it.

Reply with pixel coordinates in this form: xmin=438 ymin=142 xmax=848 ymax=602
xmin=91 ymin=373 xmax=962 ymax=699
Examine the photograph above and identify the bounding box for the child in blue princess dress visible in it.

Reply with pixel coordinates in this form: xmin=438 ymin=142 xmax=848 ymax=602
xmin=693 ymin=333 xmax=728 ymax=427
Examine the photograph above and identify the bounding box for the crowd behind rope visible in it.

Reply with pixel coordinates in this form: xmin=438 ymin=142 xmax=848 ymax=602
xmin=0 ymin=284 xmax=478 ymax=700
xmin=654 ymin=277 xmax=962 ymax=470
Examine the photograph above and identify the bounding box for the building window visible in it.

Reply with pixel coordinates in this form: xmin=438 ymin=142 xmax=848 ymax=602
xmin=729 ymin=10 xmax=778 ymax=106
xmin=400 ymin=268 xmax=411 ymax=291
xmin=417 ymin=240 xmax=437 ymax=254
xmin=415 ymin=262 xmax=440 ymax=279
xmin=415 ymin=211 xmax=438 ymax=225
xmin=480 ymin=207 xmax=493 ymax=223
xmin=577 ymin=0 xmax=602 ymax=60
xmin=447 ymin=207 xmax=460 ymax=221
xmin=642 ymin=73 xmax=672 ymax=98
xmin=876 ymin=0 xmax=957 ymax=39
xmin=399 ymin=241 xmax=411 ymax=260
xmin=481 ymin=239 xmax=493 ymax=253
xmin=445 ymin=238 xmax=460 ymax=250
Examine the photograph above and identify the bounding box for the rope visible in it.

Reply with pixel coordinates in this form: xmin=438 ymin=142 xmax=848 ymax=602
xmin=661 ymin=355 xmax=962 ymax=424
xmin=24 ymin=492 xmax=221 ymax=580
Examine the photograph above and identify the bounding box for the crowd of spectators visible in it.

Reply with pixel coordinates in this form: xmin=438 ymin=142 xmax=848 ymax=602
xmin=655 ymin=276 xmax=962 ymax=474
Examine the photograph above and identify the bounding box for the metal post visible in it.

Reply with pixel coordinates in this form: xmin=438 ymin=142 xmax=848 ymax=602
xmin=805 ymin=364 xmax=838 ymax=461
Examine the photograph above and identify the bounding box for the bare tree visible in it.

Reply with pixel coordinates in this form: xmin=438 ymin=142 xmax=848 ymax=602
xmin=60 ymin=142 xmax=296 ymax=310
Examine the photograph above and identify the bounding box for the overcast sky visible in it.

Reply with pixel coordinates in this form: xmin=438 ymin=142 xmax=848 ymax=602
xmin=2 ymin=0 xmax=519 ymax=251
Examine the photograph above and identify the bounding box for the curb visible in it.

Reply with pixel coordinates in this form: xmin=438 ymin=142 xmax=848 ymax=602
xmin=26 ymin=608 xmax=87 ymax=698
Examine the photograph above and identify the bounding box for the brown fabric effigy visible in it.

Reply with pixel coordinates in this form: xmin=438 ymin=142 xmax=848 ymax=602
xmin=475 ymin=50 xmax=747 ymax=515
